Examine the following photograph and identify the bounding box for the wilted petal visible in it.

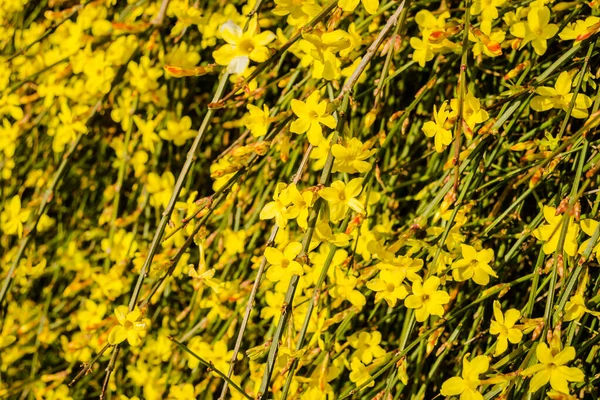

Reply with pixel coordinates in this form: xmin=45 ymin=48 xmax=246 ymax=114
xmin=220 ymin=21 xmax=242 ymax=44
xmin=114 ymin=305 xmax=128 ymax=325
xmin=227 ymin=56 xmax=249 ymax=74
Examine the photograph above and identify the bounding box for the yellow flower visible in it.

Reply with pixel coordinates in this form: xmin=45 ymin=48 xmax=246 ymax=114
xmin=76 ymin=299 xmax=107 ymax=332
xmin=469 ymin=19 xmax=505 ymax=58
xmin=415 ymin=9 xmax=450 ymax=32
xmin=272 ymin=0 xmax=321 ymax=26
xmin=1 ymin=195 xmax=30 ymax=238
xmin=314 ymin=222 xmax=350 ymax=247
xmin=283 ymin=183 xmax=314 ymax=230
xmin=440 ymin=354 xmax=489 ymax=400
xmin=260 ymin=182 xmax=302 ymax=228
xmin=159 ymin=116 xmax=196 ymax=146
xmin=489 ymin=301 xmax=523 ymax=356
xmin=349 ymin=357 xmax=374 ymax=387
xmin=309 ymin=133 xmax=332 ymax=171
xmin=222 ymin=228 xmax=247 ymax=255
xmin=533 ymin=206 xmax=579 ymax=256
xmin=339 ymin=0 xmax=379 ymax=15
xmin=410 ymin=11 xmax=456 ymax=68
xmin=0 ymin=118 xmax=19 ymax=157
xmin=422 ymin=101 xmax=452 ymax=153
xmin=164 ymin=42 xmax=201 ymax=70
xmin=146 ymin=171 xmax=175 ymax=209
xmin=331 ymin=138 xmax=376 ymax=174
xmin=110 ymin=88 xmax=135 ymax=131
xmin=264 ymin=241 xmax=304 ymax=283
xmin=522 ymin=340 xmax=584 ymax=394
xmin=51 ymin=101 xmax=88 ymax=153
xmin=579 ymin=218 xmax=600 ymax=259
xmin=450 ymin=91 xmax=490 ymax=133
xmin=127 ymin=56 xmax=163 ymax=93
xmin=451 ymin=244 xmax=497 ymax=286
xmin=470 ymin=0 xmax=506 ymax=21
xmin=261 ymin=290 xmax=285 ymax=323
xmin=297 ymin=31 xmax=351 ymax=81
xmin=101 ymin=229 xmax=138 ymax=264
xmin=378 ymin=256 xmax=424 ymax=283
xmin=319 ymin=178 xmax=365 ymax=223
xmin=169 ymin=383 xmax=195 ymax=400
xmin=36 ymin=214 xmax=55 ymax=233
xmin=330 ymin=271 xmax=366 ymax=308
xmin=559 ymin=16 xmax=600 ymax=42
xmin=404 ymin=276 xmax=450 ymax=322
xmin=290 ymin=91 xmax=336 ymax=146
xmin=510 ymin=5 xmax=559 ymax=55
xmin=366 ymin=269 xmax=408 ymax=307
xmin=409 ymin=36 xmax=435 ymax=67
xmin=186 ymin=337 xmax=211 ymax=369
xmin=340 ymin=23 xmax=363 ymax=58
xmin=212 ymin=17 xmax=275 ymax=74
xmin=134 ymin=115 xmax=161 ymax=151
xmin=107 ymin=306 xmax=149 ymax=347
xmin=0 ymin=92 xmax=23 ymax=121
xmin=348 ymin=331 xmax=386 ymax=365
xmin=563 ymin=294 xmax=597 ymax=321
xmin=530 ymin=71 xmax=592 ymax=119
xmin=244 ymin=104 xmax=270 ymax=138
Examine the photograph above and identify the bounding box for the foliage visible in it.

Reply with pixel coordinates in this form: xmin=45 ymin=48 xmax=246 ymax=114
xmin=1 ymin=0 xmax=600 ymax=399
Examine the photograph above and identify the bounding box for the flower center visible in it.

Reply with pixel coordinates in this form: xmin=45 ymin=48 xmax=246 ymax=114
xmin=386 ymin=283 xmax=395 ymax=292
xmin=308 ymin=110 xmax=319 ymax=119
xmin=282 ymin=259 xmax=290 ymax=268
xmin=239 ymin=38 xmax=255 ymax=55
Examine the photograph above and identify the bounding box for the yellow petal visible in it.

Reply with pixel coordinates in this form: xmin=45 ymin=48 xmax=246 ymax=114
xmin=555 ymin=72 xmax=572 ymax=96
xmin=361 ymin=0 xmax=379 ymax=14
xmin=108 ymin=325 xmax=127 ymax=345
xmin=440 ymin=377 xmax=466 ymax=396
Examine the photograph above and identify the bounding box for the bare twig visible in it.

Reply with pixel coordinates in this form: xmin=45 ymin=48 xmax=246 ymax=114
xmin=336 ymin=0 xmax=407 ymax=102
xmin=218 ymin=145 xmax=314 ymax=400
xmin=150 ymin=0 xmax=170 ymax=25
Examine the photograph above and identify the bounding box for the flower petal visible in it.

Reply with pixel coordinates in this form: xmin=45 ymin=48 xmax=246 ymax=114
xmin=552 ymin=346 xmax=575 ymax=366
xmin=536 ymin=343 xmax=553 ymax=364
xmin=422 ymin=276 xmax=440 ymax=293
xmin=264 ymin=247 xmax=284 ymax=266
xmin=108 ymin=325 xmax=127 ymax=345
xmin=529 ymin=369 xmax=550 ymax=393
xmin=284 ymin=241 xmax=303 ymax=260
xmin=504 ymin=309 xmax=521 ymax=327
xmin=440 ymin=377 xmax=466 ymax=396
xmin=220 ymin=21 xmax=242 ymax=44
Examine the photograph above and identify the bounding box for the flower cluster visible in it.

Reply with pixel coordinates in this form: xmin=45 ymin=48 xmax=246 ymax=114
xmin=1 ymin=0 xmax=599 ymax=399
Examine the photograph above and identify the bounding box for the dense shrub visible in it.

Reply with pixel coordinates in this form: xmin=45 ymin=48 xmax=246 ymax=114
xmin=1 ymin=0 xmax=600 ymax=399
